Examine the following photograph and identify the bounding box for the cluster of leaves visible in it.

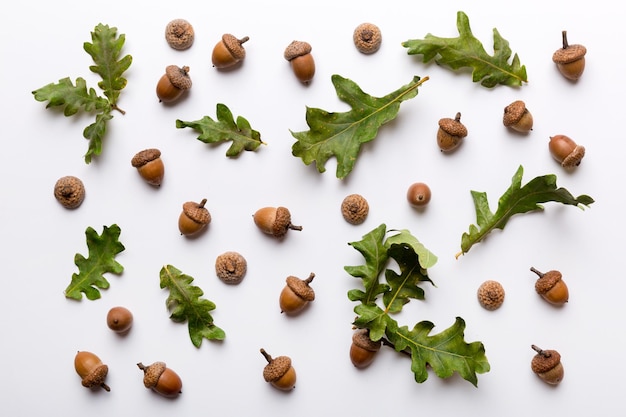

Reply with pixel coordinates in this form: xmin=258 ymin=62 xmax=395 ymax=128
xmin=176 ymin=103 xmax=266 ymax=157
xmin=457 ymin=165 xmax=595 ymax=258
xmin=345 ymin=224 xmax=490 ymax=386
xmin=159 ymin=265 xmax=226 ymax=348
xmin=32 ymin=24 xmax=132 ymax=163
xmin=64 ymin=224 xmax=125 ymax=301
xmin=402 ymin=11 xmax=527 ymax=88
xmin=291 ymin=74 xmax=428 ymax=179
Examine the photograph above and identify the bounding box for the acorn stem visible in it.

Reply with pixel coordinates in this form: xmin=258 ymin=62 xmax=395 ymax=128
xmin=198 ymin=198 xmax=207 ymax=209
xmin=137 ymin=362 xmax=147 ymax=372
xmin=288 ymin=223 xmax=303 ymax=231
xmin=260 ymin=348 xmax=273 ymax=363
xmin=561 ymin=30 xmax=569 ymax=49
xmin=304 ymin=273 xmax=315 ymax=284
xmin=530 ymin=267 xmax=544 ymax=278
xmin=100 ymin=382 xmax=111 ymax=392
xmin=239 ymin=36 xmax=250 ymax=45
xmin=531 ymin=345 xmax=551 ymax=358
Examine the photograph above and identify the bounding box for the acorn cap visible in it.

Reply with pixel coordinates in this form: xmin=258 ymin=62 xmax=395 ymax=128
xmin=477 ymin=280 xmax=505 ymax=310
xmin=140 ymin=362 xmax=166 ymax=388
xmin=215 ymin=251 xmax=247 ymax=284
xmin=534 ymin=270 xmax=562 ymax=295
xmin=341 ymin=194 xmax=369 ymax=225
xmin=552 ymin=44 xmax=586 ymax=64
xmin=272 ymin=206 xmax=293 ymax=237
xmin=131 ymin=148 xmax=161 ymax=168
xmin=286 ymin=274 xmax=315 ymax=301
xmin=165 ymin=19 xmax=194 ymax=50
xmin=81 ymin=364 xmax=109 ymax=388
xmin=222 ymin=34 xmax=249 ymax=59
xmin=353 ymin=23 xmax=382 ymax=54
xmin=503 ymin=100 xmax=528 ymax=126
xmin=562 ymin=145 xmax=585 ymax=168
xmin=352 ymin=329 xmax=381 ymax=352
xmin=531 ymin=349 xmax=561 ymax=373
xmin=284 ymin=40 xmax=312 ymax=61
xmin=165 ymin=65 xmax=192 ymax=90
xmin=182 ymin=199 xmax=211 ymax=225
xmin=263 ymin=355 xmax=292 ymax=382
xmin=438 ymin=113 xmax=467 ymax=138
xmin=54 ymin=176 xmax=85 ymax=209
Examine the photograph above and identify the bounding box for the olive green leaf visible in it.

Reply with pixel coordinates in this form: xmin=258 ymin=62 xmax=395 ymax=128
xmin=291 ymin=74 xmax=428 ymax=179
xmin=159 ymin=265 xmax=226 ymax=348
xmin=175 ymin=103 xmax=265 ymax=157
xmin=64 ymin=224 xmax=125 ymax=301
xmin=402 ymin=11 xmax=527 ymax=87
xmin=345 ymin=224 xmax=489 ymax=386
xmin=32 ymin=24 xmax=132 ymax=163
xmin=458 ymin=165 xmax=595 ymax=258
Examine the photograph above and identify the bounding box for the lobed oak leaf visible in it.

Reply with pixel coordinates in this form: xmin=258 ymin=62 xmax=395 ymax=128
xmin=291 ymin=74 xmax=428 ymax=179
xmin=402 ymin=11 xmax=527 ymax=87
xmin=64 ymin=224 xmax=125 ymax=301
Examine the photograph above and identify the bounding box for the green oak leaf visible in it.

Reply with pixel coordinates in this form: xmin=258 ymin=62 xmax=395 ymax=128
xmin=32 ymin=24 xmax=131 ymax=163
xmin=175 ymin=103 xmax=265 ymax=157
xmin=388 ymin=317 xmax=490 ymax=386
xmin=64 ymin=224 xmax=125 ymax=301
xmin=291 ymin=74 xmax=428 ymax=179
xmin=383 ymin=243 xmax=433 ymax=314
xmin=402 ymin=11 xmax=527 ymax=87
xmin=458 ymin=165 xmax=595 ymax=257
xmin=159 ymin=265 xmax=226 ymax=348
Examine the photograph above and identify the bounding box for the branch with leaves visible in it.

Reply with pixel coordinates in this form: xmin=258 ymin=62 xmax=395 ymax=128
xmin=159 ymin=265 xmax=226 ymax=348
xmin=64 ymin=224 xmax=125 ymax=301
xmin=345 ymin=224 xmax=489 ymax=386
xmin=457 ymin=165 xmax=595 ymax=258
xmin=291 ymin=74 xmax=428 ymax=179
xmin=402 ymin=11 xmax=527 ymax=88
xmin=32 ymin=24 xmax=132 ymax=163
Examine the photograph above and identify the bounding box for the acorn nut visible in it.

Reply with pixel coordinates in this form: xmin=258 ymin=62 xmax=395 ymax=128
xmin=279 ymin=273 xmax=315 ymax=315
xmin=212 ymin=34 xmax=249 ymax=69
xmin=549 ymin=134 xmax=585 ymax=168
xmin=156 ymin=65 xmax=192 ymax=103
xmin=341 ymin=194 xmax=369 ymax=225
xmin=178 ymin=198 xmax=211 ymax=236
xmin=215 ymin=251 xmax=247 ymax=285
xmin=437 ymin=112 xmax=467 ymax=152
xmin=350 ymin=328 xmax=381 ymax=368
xmin=503 ymin=100 xmax=533 ymax=133
xmin=54 ymin=176 xmax=85 ymax=209
xmin=253 ymin=206 xmax=302 ymax=238
xmin=531 ymin=345 xmax=564 ymax=385
xmin=165 ymin=19 xmax=194 ymax=50
xmin=477 ymin=280 xmax=505 ymax=311
xmin=74 ymin=351 xmax=110 ymax=391
xmin=552 ymin=31 xmax=586 ymax=81
xmin=131 ymin=148 xmax=164 ymax=186
xmin=137 ymin=361 xmax=182 ymax=397
xmin=353 ymin=23 xmax=382 ymax=54
xmin=530 ymin=267 xmax=569 ymax=306
xmin=284 ymin=40 xmax=315 ymax=83
xmin=406 ymin=182 xmax=432 ymax=208
xmin=106 ymin=306 xmax=133 ymax=334
xmin=260 ymin=348 xmax=296 ymax=391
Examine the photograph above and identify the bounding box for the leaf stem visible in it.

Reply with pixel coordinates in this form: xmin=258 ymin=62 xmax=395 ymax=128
xmin=111 ymin=104 xmax=126 ymax=115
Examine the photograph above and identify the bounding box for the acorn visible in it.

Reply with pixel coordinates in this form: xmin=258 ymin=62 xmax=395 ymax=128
xmin=548 ymin=134 xmax=585 ymax=168
xmin=477 ymin=280 xmax=505 ymax=311
xmin=74 ymin=351 xmax=110 ymax=391
xmin=530 ymin=267 xmax=569 ymax=306
xmin=253 ymin=206 xmax=302 ymax=238
xmin=279 ymin=273 xmax=315 ymax=315
xmin=353 ymin=23 xmax=382 ymax=54
xmin=503 ymin=100 xmax=533 ymax=133
xmin=212 ymin=34 xmax=249 ymax=69
xmin=531 ymin=345 xmax=564 ymax=385
xmin=341 ymin=194 xmax=369 ymax=225
xmin=131 ymin=148 xmax=164 ymax=186
xmin=349 ymin=329 xmax=381 ymax=368
xmin=106 ymin=306 xmax=133 ymax=334
xmin=178 ymin=198 xmax=211 ymax=236
xmin=437 ymin=112 xmax=467 ymax=152
xmin=215 ymin=251 xmax=247 ymax=285
xmin=552 ymin=31 xmax=586 ymax=81
xmin=165 ymin=19 xmax=194 ymax=50
xmin=137 ymin=361 xmax=182 ymax=397
xmin=156 ymin=65 xmax=192 ymax=103
xmin=54 ymin=176 xmax=85 ymax=209
xmin=260 ymin=348 xmax=296 ymax=391
xmin=284 ymin=40 xmax=315 ymax=83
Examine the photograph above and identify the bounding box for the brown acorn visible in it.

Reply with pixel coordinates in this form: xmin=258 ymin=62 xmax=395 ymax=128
xmin=530 ymin=267 xmax=569 ymax=306
xmin=531 ymin=345 xmax=564 ymax=385
xmin=131 ymin=148 xmax=164 ymax=186
xmin=549 ymin=134 xmax=585 ymax=168
xmin=552 ymin=31 xmax=586 ymax=81
xmin=503 ymin=100 xmax=533 ymax=133
xmin=137 ymin=361 xmax=182 ymax=397
xmin=74 ymin=351 xmax=110 ymax=391
xmin=156 ymin=65 xmax=192 ymax=103
xmin=437 ymin=112 xmax=468 ymax=152
xmin=212 ymin=34 xmax=249 ymax=69
xmin=260 ymin=348 xmax=296 ymax=391
xmin=279 ymin=273 xmax=315 ymax=315
xmin=349 ymin=329 xmax=381 ymax=368
xmin=253 ymin=206 xmax=302 ymax=238
xmin=178 ymin=198 xmax=211 ymax=236
xmin=284 ymin=40 xmax=315 ymax=83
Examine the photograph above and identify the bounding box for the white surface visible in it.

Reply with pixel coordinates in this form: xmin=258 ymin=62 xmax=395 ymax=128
xmin=1 ymin=0 xmax=622 ymax=415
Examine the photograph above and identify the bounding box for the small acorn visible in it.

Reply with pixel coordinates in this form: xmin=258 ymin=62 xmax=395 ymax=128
xmin=178 ymin=198 xmax=211 ymax=236
xmin=437 ymin=112 xmax=468 ymax=152
xmin=503 ymin=100 xmax=533 ymax=133
xmin=74 ymin=351 xmax=110 ymax=391
xmin=406 ymin=182 xmax=432 ymax=208
xmin=131 ymin=148 xmax=164 ymax=186
xmin=106 ymin=306 xmax=133 ymax=334
xmin=253 ymin=206 xmax=302 ymax=238
xmin=353 ymin=23 xmax=382 ymax=54
xmin=548 ymin=134 xmax=585 ymax=168
xmin=260 ymin=348 xmax=296 ymax=391
xmin=137 ymin=361 xmax=182 ymax=398
xmin=530 ymin=267 xmax=569 ymax=306
xmin=531 ymin=345 xmax=564 ymax=385
xmin=284 ymin=40 xmax=315 ymax=83
xmin=279 ymin=273 xmax=315 ymax=315
xmin=54 ymin=176 xmax=85 ymax=209
xmin=341 ymin=194 xmax=369 ymax=225
xmin=215 ymin=251 xmax=247 ymax=285
xmin=212 ymin=34 xmax=249 ymax=69
xmin=156 ymin=65 xmax=192 ymax=103
xmin=552 ymin=31 xmax=586 ymax=81
xmin=165 ymin=19 xmax=194 ymax=50
xmin=349 ymin=329 xmax=381 ymax=368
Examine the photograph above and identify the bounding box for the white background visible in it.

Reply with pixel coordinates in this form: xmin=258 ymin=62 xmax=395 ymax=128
xmin=1 ymin=0 xmax=622 ymax=415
